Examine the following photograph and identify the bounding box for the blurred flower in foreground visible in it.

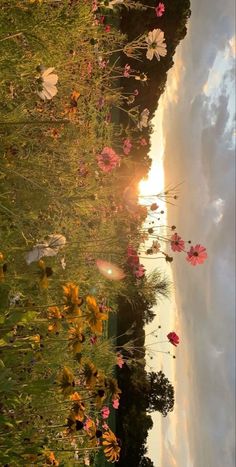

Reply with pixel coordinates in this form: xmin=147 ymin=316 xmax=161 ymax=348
xmin=37 ymin=66 xmax=58 ymax=101
xmin=155 ymin=2 xmax=165 ymax=17
xmin=186 ymin=244 xmax=208 ymax=266
xmin=97 ymin=147 xmax=120 ymax=173
xmin=25 ymin=233 xmax=66 ymax=264
xmin=145 ymin=29 xmax=167 ymax=61
xmin=137 ymin=108 xmax=150 ymax=130
xmin=96 ymin=259 xmax=125 ymax=280
xmin=102 ymin=429 xmax=121 ymax=463
xmin=167 ymin=332 xmax=180 ymax=347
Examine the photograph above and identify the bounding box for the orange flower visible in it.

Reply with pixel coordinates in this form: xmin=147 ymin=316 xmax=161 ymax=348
xmin=85 ymin=296 xmax=108 ymax=335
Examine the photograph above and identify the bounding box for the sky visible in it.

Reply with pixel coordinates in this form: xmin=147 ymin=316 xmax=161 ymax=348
xmin=143 ymin=0 xmax=235 ymax=465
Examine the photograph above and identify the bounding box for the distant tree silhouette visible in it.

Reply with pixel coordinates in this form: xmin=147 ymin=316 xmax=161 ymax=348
xmin=147 ymin=371 xmax=175 ymax=416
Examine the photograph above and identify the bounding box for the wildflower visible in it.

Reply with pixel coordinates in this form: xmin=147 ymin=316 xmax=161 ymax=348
xmin=150 ymin=202 xmax=159 ymax=211
xmin=137 ymin=108 xmax=150 ymax=130
xmin=139 ymin=137 xmax=147 ymax=146
xmin=58 ymin=367 xmax=75 ymax=396
xmin=103 ymin=422 xmax=109 ymax=430
xmin=186 ymin=244 xmax=208 ymax=266
xmin=116 ymin=353 xmax=124 ymax=368
xmin=38 ymin=260 xmax=53 ymax=289
xmin=145 ymin=29 xmax=167 ymax=61
xmin=68 ymin=325 xmax=85 ymax=354
xmin=123 ymin=138 xmax=132 ymax=155
xmin=102 ymin=429 xmax=121 ymax=463
xmin=82 ymin=359 xmax=98 ymax=388
xmin=90 ymin=335 xmax=97 ymax=345
xmin=85 ymin=295 xmax=108 ymax=334
xmin=37 ymin=67 xmax=58 ymax=101
xmin=171 ymin=233 xmax=185 ymax=252
xmin=167 ymin=332 xmax=180 ymax=347
xmin=97 ymin=147 xmax=120 ymax=173
xmin=106 ymin=377 xmax=121 ymax=401
xmin=134 ymin=264 xmax=146 ymax=278
xmin=48 ymin=306 xmax=62 ymax=333
xmin=105 ymin=25 xmax=111 ymax=32
xmin=155 ymin=2 xmax=165 ymax=17
xmin=25 ymin=233 xmax=66 ymax=264
xmin=63 ymin=282 xmax=83 ymax=321
xmin=112 ymin=399 xmax=119 ymax=409
xmin=101 ymin=406 xmax=110 ymax=419
xmin=44 ymin=450 xmax=59 ymax=466
xmin=152 ymin=240 xmax=161 ymax=254
xmin=123 ymin=64 xmax=131 ymax=77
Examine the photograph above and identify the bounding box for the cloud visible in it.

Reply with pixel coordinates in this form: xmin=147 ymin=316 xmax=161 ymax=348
xmin=158 ymin=0 xmax=235 ymax=465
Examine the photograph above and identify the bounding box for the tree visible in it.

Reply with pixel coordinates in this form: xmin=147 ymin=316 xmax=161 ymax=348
xmin=147 ymin=371 xmax=175 ymax=416
xmin=139 ymin=457 xmax=155 ymax=467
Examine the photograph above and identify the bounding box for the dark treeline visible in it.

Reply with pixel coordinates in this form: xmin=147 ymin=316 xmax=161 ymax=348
xmin=114 ymin=2 xmax=191 ymax=465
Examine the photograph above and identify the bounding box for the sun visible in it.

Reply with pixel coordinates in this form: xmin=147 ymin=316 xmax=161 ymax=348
xmin=139 ymin=160 xmax=165 ymax=198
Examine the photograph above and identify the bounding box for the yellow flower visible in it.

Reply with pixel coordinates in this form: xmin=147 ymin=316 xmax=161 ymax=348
xmin=85 ymin=296 xmax=108 ymax=335
xmin=68 ymin=325 xmax=85 ymax=354
xmin=63 ymin=283 xmax=83 ymax=321
xmin=44 ymin=450 xmax=59 ymax=466
xmin=81 ymin=359 xmax=98 ymax=389
xmin=102 ymin=429 xmax=121 ymax=463
xmin=47 ymin=306 xmax=62 ymax=333
xmin=58 ymin=366 xmax=75 ymax=396
xmin=38 ymin=260 xmax=53 ymax=289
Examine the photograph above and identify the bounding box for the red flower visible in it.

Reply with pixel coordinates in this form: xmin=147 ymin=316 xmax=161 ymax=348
xmin=105 ymin=25 xmax=111 ymax=33
xmin=170 ymin=233 xmax=185 ymax=252
xmin=186 ymin=244 xmax=208 ymax=266
xmin=167 ymin=332 xmax=179 ymax=347
xmin=123 ymin=138 xmax=132 ymax=155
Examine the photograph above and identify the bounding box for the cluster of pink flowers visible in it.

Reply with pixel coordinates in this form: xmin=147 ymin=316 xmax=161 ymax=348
xmin=101 ymin=406 xmax=110 ymax=419
xmin=170 ymin=233 xmax=207 ymax=266
xmin=127 ymin=245 xmax=146 ymax=278
xmin=123 ymin=138 xmax=132 ymax=155
xmin=97 ymin=147 xmax=120 ymax=173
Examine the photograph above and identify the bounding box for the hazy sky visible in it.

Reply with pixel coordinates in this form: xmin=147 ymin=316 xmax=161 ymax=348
xmin=146 ymin=0 xmax=235 ymax=465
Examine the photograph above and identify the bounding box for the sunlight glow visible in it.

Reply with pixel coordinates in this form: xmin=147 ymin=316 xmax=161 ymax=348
xmin=139 ymin=160 xmax=165 ymax=198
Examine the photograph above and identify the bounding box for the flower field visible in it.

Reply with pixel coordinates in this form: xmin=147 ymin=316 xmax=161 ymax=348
xmin=0 ymin=1 xmax=206 ymax=466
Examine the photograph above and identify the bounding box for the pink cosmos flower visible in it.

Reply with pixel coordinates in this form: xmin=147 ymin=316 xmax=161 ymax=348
xmin=92 ymin=0 xmax=98 ymax=12
xmin=186 ymin=244 xmax=208 ymax=266
xmin=102 ymin=422 xmax=109 ymax=430
xmin=170 ymin=233 xmax=185 ymax=252
xmin=123 ymin=64 xmax=131 ymax=78
xmin=101 ymin=406 xmax=110 ymax=419
xmin=155 ymin=2 xmax=165 ymax=17
xmin=97 ymin=147 xmax=120 ymax=173
xmin=83 ymin=418 xmax=92 ymax=431
xmin=112 ymin=399 xmax=119 ymax=409
xmin=134 ymin=264 xmax=146 ymax=278
xmin=167 ymin=332 xmax=179 ymax=347
xmin=139 ymin=137 xmax=147 ymax=146
xmin=133 ymin=89 xmax=139 ymax=96
xmin=123 ymin=138 xmax=132 ymax=155
xmin=90 ymin=335 xmax=97 ymax=345
xmin=105 ymin=25 xmax=111 ymax=32
xmin=116 ymin=353 xmax=125 ymax=368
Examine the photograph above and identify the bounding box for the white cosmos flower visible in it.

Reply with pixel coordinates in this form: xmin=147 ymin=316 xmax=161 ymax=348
xmin=137 ymin=108 xmax=150 ymax=130
xmin=145 ymin=29 xmax=167 ymax=61
xmin=37 ymin=67 xmax=58 ymax=101
xmin=25 ymin=233 xmax=66 ymax=265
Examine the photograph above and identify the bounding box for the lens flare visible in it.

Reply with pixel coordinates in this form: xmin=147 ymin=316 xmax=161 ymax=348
xmin=96 ymin=260 xmax=125 ymax=281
